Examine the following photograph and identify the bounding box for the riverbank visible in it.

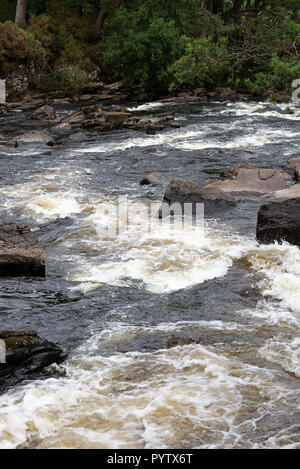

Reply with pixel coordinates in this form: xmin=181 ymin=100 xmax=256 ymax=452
xmin=2 ymin=77 xmax=294 ymax=111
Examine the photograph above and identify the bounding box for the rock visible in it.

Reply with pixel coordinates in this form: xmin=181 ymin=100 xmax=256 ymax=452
xmin=215 ymin=87 xmax=237 ymax=98
xmin=193 ymin=87 xmax=206 ymax=96
xmin=125 ymin=115 xmax=175 ymax=133
xmin=159 ymin=178 xmax=236 ymax=218
xmin=65 ymin=131 xmax=88 ymax=142
xmin=51 ymin=122 xmax=73 ymax=137
xmin=285 ymin=158 xmax=300 ymax=170
xmin=268 ymin=184 xmax=300 ymax=200
xmin=60 ymin=105 xmax=177 ymax=133
xmin=83 ymin=111 xmax=131 ymax=130
xmin=204 ymin=165 xmax=290 ymax=196
xmin=140 ymin=172 xmax=165 ymax=186
xmin=9 ymin=130 xmax=55 ymax=148
xmin=0 ymin=330 xmax=65 ymax=389
xmin=285 ymin=158 xmax=300 ymax=181
xmin=31 ymin=105 xmax=57 ymax=121
xmin=60 ymin=110 xmax=85 ymax=127
xmin=295 ymin=166 xmax=300 ymax=182
xmin=5 ymin=71 xmax=29 ymax=101
xmin=256 ymin=198 xmax=300 ymax=247
xmin=220 ymin=163 xmax=253 ymax=179
xmin=0 ymin=222 xmax=45 ymax=277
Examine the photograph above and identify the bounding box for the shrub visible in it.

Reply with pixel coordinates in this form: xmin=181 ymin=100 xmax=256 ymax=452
xmin=33 ymin=64 xmax=90 ymax=97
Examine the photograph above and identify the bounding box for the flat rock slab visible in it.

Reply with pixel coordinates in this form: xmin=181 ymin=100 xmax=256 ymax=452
xmin=268 ymin=184 xmax=300 ymax=200
xmin=256 ymin=198 xmax=300 ymax=247
xmin=205 ymin=165 xmax=290 ymax=196
xmin=0 ymin=330 xmax=65 ymax=389
xmin=9 ymin=130 xmax=55 ymax=147
xmin=159 ymin=178 xmax=236 ymax=218
xmin=0 ymin=222 xmax=45 ymax=277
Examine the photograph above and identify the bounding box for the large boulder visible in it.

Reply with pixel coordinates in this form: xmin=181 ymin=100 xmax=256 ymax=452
xmin=159 ymin=178 xmax=236 ymax=218
xmin=0 ymin=330 xmax=65 ymax=389
xmin=204 ymin=164 xmax=290 ymax=196
xmin=256 ymin=198 xmax=300 ymax=247
xmin=0 ymin=222 xmax=45 ymax=277
xmin=9 ymin=130 xmax=55 ymax=148
xmin=31 ymin=105 xmax=57 ymax=121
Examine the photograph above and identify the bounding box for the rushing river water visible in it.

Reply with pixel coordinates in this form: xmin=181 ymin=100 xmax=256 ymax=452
xmin=0 ymin=99 xmax=300 ymax=449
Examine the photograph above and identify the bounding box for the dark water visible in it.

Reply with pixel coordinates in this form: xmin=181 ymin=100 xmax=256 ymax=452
xmin=0 ymin=99 xmax=299 ymax=449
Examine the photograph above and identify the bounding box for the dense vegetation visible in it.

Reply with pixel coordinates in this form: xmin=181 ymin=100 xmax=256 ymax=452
xmin=0 ymin=0 xmax=299 ymax=98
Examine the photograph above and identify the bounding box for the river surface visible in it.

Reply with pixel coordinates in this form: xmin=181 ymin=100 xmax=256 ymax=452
xmin=0 ymin=99 xmax=300 ymax=449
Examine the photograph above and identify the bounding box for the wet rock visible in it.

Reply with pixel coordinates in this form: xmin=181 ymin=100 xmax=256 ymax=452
xmin=256 ymin=198 xmax=300 ymax=247
xmin=60 ymin=110 xmax=85 ymax=128
xmin=0 ymin=330 xmax=65 ymax=389
xmin=83 ymin=111 xmax=131 ymax=130
xmin=140 ymin=172 xmax=165 ymax=186
xmin=0 ymin=222 xmax=45 ymax=277
xmin=268 ymin=184 xmax=300 ymax=200
xmin=31 ymin=105 xmax=57 ymax=121
xmin=125 ymin=115 xmax=175 ymax=133
xmin=60 ymin=105 xmax=177 ymax=133
xmin=285 ymin=158 xmax=300 ymax=181
xmin=65 ymin=131 xmax=88 ymax=142
xmin=9 ymin=130 xmax=55 ymax=148
xmin=204 ymin=165 xmax=290 ymax=196
xmin=220 ymin=163 xmax=253 ymax=179
xmin=159 ymin=178 xmax=236 ymax=218
xmin=51 ymin=122 xmax=73 ymax=137
xmin=255 ymin=103 xmax=294 ymax=115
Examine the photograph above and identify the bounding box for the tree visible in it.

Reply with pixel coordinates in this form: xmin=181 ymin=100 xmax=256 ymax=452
xmin=15 ymin=0 xmax=27 ymax=24
xmin=96 ymin=1 xmax=124 ymax=37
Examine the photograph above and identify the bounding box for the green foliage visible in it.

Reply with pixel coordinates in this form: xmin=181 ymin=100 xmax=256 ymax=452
xmin=244 ymin=55 xmax=300 ymax=94
xmin=0 ymin=21 xmax=47 ymax=76
xmin=0 ymin=0 xmax=299 ymax=96
xmin=32 ymin=64 xmax=91 ymax=97
xmin=101 ymin=1 xmax=219 ymax=91
xmin=169 ymin=9 xmax=300 ymax=95
xmin=169 ymin=36 xmax=231 ymax=91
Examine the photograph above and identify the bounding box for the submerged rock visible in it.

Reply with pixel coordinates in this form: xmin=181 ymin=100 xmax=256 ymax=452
xmin=0 ymin=330 xmax=65 ymax=389
xmin=159 ymin=178 xmax=236 ymax=218
xmin=9 ymin=130 xmax=55 ymax=148
xmin=31 ymin=105 xmax=57 ymax=121
xmin=205 ymin=164 xmax=290 ymax=196
xmin=0 ymin=222 xmax=45 ymax=277
xmin=256 ymin=198 xmax=300 ymax=247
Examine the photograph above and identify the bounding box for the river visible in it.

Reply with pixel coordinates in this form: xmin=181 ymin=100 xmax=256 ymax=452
xmin=0 ymin=99 xmax=299 ymax=449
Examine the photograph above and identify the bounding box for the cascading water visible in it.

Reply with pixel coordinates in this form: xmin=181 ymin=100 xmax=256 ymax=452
xmin=0 ymin=99 xmax=299 ymax=449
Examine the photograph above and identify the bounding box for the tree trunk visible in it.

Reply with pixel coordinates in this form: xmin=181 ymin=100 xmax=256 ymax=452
xmin=233 ymin=0 xmax=243 ymax=14
xmin=15 ymin=0 xmax=27 ymax=24
xmin=96 ymin=4 xmax=110 ymax=37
